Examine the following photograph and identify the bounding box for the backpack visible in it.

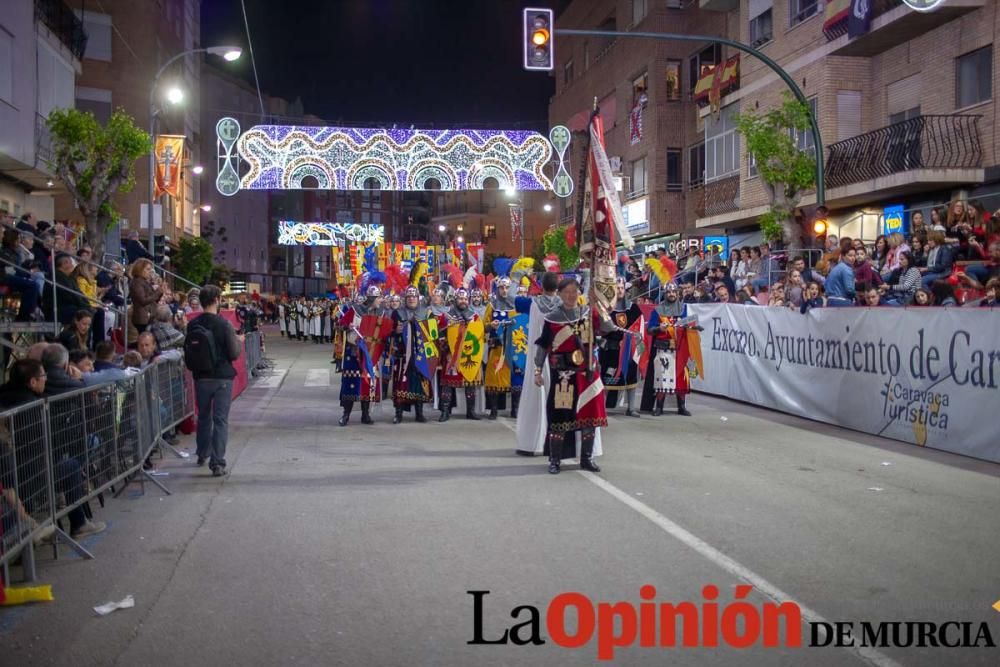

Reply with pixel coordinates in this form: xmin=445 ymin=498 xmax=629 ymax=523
xmin=184 ymin=319 xmax=218 ymax=373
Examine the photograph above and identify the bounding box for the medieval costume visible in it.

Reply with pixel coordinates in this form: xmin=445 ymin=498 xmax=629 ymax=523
xmin=338 ymin=287 xmax=390 ymax=426
xmin=278 ymin=300 xmax=287 ymax=337
xmin=598 ymin=282 xmax=643 ymax=416
xmin=641 ymin=286 xmax=693 ymax=416
xmin=428 ymin=288 xmax=451 ymax=409
xmin=391 ymin=287 xmax=434 ymax=423
xmin=440 ymin=288 xmax=485 ymax=422
xmin=484 ymin=278 xmax=517 ymax=419
xmin=533 ymin=291 xmax=607 ymax=474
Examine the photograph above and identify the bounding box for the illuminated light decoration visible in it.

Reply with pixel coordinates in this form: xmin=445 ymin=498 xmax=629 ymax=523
xmin=278 ymin=221 xmax=385 ymax=246
xmin=217 ymin=119 xmax=554 ymax=195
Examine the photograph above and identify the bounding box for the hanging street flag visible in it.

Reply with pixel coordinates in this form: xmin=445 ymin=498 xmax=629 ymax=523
xmin=153 ymin=135 xmax=185 ymax=198
xmin=848 ymin=0 xmax=872 ymax=39
xmin=629 ymin=103 xmax=643 ymax=144
xmin=510 ymin=204 xmax=524 ymax=241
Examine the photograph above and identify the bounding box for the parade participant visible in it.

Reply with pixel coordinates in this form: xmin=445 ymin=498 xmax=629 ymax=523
xmin=278 ymin=299 xmax=287 ymax=337
xmin=310 ymin=300 xmax=323 ymax=344
xmin=296 ymin=297 xmax=309 ymax=341
xmin=599 ymin=278 xmax=643 ymax=417
xmin=428 ymin=288 xmax=450 ymax=316
xmin=470 ymin=286 xmax=487 ymax=318
xmin=338 ymin=285 xmax=390 ymax=426
xmin=533 ymin=277 xmax=607 ymax=474
xmin=484 ymin=276 xmax=517 ymax=419
xmin=440 ymin=287 xmax=486 ymax=421
xmin=391 ymin=286 xmax=433 ymax=423
xmin=642 ymin=283 xmax=693 ymax=416
xmin=516 ymin=271 xmax=561 ymax=456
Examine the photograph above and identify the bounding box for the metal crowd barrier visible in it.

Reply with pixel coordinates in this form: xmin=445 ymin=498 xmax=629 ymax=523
xmin=244 ymin=331 xmax=264 ymax=377
xmin=0 ymin=357 xmax=194 ymax=584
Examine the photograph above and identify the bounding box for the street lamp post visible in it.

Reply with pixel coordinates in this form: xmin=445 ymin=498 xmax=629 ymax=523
xmin=148 ymin=46 xmax=241 ymax=259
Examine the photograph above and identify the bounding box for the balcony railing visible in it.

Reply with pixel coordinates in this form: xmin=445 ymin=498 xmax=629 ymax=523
xmin=34 ymin=0 xmax=88 ymax=60
xmin=695 ymin=173 xmax=740 ymax=218
xmin=826 ymin=115 xmax=982 ymax=189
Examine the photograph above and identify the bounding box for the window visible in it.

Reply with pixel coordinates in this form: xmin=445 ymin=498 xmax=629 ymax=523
xmin=688 ymin=44 xmax=722 ymax=97
xmin=888 ymin=107 xmax=920 ymax=126
xmin=630 ymin=156 xmax=647 ymax=196
xmin=631 ymin=0 xmax=647 ymax=26
xmin=666 ymin=149 xmax=682 ymax=192
xmin=666 ymin=0 xmax=682 ymax=7
xmin=76 ymin=87 xmax=112 ymax=123
xmin=789 ymin=0 xmax=819 ymax=26
xmin=837 ymin=90 xmax=862 ymax=141
xmin=665 ymin=60 xmax=681 ymax=101
xmin=688 ymin=143 xmax=705 ymax=187
xmin=484 ymin=224 xmax=497 ymax=239
xmin=77 ymin=11 xmax=112 ymax=61
xmin=705 ymin=104 xmax=740 ymax=182
xmin=0 ymin=29 xmax=11 ymax=104
xmin=632 ymin=72 xmax=648 ymax=107
xmin=749 ymin=9 xmax=773 ymax=47
xmin=563 ymin=59 xmax=574 ymax=85
xmin=37 ymin=40 xmax=75 ymax=117
xmin=956 ymin=46 xmax=992 ymax=108
xmin=748 ymin=152 xmax=758 ymax=179
xmin=791 ymin=98 xmax=818 ymax=154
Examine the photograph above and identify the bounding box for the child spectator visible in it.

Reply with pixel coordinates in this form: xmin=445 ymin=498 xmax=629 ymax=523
xmin=800 ymin=282 xmax=826 ymax=313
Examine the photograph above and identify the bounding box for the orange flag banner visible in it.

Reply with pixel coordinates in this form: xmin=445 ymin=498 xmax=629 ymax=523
xmin=153 ymin=135 xmax=185 ymax=198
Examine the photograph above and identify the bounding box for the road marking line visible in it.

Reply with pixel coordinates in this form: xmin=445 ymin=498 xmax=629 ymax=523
xmin=254 ymin=368 xmax=288 ymax=389
xmin=578 ymin=471 xmax=903 ymax=667
xmin=304 ymin=369 xmax=331 ymax=387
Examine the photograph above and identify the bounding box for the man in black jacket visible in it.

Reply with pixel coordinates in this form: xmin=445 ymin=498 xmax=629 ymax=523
xmin=42 ymin=254 xmax=90 ymax=327
xmin=189 ymin=285 xmax=243 ymax=476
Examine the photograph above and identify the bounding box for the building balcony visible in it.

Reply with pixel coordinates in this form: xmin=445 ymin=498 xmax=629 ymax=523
xmin=699 ymin=0 xmax=738 ymax=11
xmin=693 ymin=56 xmax=740 ymax=108
xmin=824 ymin=0 xmax=985 ymax=57
xmin=34 ymin=0 xmax=88 ymax=60
xmin=695 ymin=174 xmax=740 ymax=219
xmin=826 ymin=114 xmax=982 ymax=189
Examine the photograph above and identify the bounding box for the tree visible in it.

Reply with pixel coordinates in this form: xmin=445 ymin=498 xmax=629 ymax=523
xmin=542 ymin=225 xmax=579 ymax=270
xmin=735 ymin=93 xmax=817 ymax=252
xmin=172 ymin=237 xmax=214 ymax=286
xmin=208 ymin=263 xmax=232 ymax=288
xmin=46 ymin=108 xmax=151 ymax=257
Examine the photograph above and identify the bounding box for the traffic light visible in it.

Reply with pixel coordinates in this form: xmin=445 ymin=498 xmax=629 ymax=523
xmin=813 ymin=218 xmax=828 ymax=248
xmin=523 ymin=8 xmax=554 ymax=71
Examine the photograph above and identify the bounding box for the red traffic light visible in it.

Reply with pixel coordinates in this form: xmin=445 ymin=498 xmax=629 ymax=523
xmin=523 ymin=8 xmax=554 ymax=72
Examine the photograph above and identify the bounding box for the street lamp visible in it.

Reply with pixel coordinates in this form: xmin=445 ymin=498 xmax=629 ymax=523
xmin=148 ymin=45 xmax=242 ymax=258
xmin=192 ymin=165 xmax=204 ymax=175
xmin=437 ymin=224 xmax=446 ymax=232
xmin=200 ymin=204 xmax=212 ymax=212
xmin=543 ymin=203 xmax=553 ymax=212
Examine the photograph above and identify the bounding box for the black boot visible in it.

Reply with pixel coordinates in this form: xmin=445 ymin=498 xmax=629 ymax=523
xmin=465 ymin=388 xmax=481 ymax=420
xmin=438 ymin=390 xmax=452 ymax=422
xmin=580 ymin=430 xmax=601 ymax=472
xmin=338 ymin=402 xmax=353 ymax=426
xmin=360 ymin=402 xmax=374 ymax=425
xmin=677 ymin=395 xmax=691 ymax=417
xmin=486 ymin=393 xmax=498 ymax=420
xmin=414 ymin=402 xmax=427 ymax=423
xmin=392 ymin=408 xmax=403 ymax=424
xmin=652 ymin=396 xmax=664 ymax=417
xmin=547 ymin=434 xmax=562 ymax=475
xmin=510 ymin=389 xmax=520 ymax=419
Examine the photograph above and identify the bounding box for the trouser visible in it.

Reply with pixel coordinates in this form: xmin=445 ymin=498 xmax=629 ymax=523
xmin=195 ymin=379 xmax=233 ymax=468
xmin=54 ymin=458 xmax=87 ymax=533
xmin=966 ymin=264 xmax=991 ymax=284
xmin=921 ymin=271 xmax=948 ymax=288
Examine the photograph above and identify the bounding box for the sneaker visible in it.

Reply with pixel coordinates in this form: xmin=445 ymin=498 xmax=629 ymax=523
xmin=211 ymin=466 xmax=227 ymax=477
xmin=71 ymin=520 xmax=107 ymax=539
xmin=32 ymin=524 xmax=56 ymax=546
xmin=196 ymin=455 xmax=206 ymax=467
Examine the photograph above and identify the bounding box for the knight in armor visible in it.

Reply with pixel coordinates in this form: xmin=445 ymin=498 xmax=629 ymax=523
xmin=533 ymin=277 xmax=607 ymax=474
xmin=599 ymin=278 xmax=643 ymax=417
xmin=484 ymin=277 xmax=517 ymax=419
xmin=439 ymin=287 xmax=484 ymax=422
xmin=391 ymin=286 xmax=434 ymax=423
xmin=642 ymin=283 xmax=693 ymax=416
xmin=338 ymin=286 xmax=389 ymax=426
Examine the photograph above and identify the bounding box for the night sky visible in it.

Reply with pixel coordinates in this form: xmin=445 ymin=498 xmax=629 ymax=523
xmin=201 ymin=0 xmax=570 ymax=131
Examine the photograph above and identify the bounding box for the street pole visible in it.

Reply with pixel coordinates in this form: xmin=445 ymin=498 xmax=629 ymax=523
xmin=554 ymin=28 xmax=825 ymax=207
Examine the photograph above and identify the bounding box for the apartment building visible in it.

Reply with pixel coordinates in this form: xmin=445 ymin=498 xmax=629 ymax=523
xmin=548 ymin=0 xmax=730 ymax=252
xmin=0 ymin=0 xmax=83 ymax=221
xmin=696 ymin=0 xmax=998 ymax=241
xmin=431 ymin=188 xmax=558 ymax=259
xmin=54 ymin=0 xmax=204 ymax=248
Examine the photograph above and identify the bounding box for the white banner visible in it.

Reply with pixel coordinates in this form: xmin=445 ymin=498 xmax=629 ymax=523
xmin=689 ymin=304 xmax=1000 ymax=463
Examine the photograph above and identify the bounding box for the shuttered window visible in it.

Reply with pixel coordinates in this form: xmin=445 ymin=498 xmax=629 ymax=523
xmin=887 ymin=74 xmax=921 ymax=119
xmin=836 ymin=90 xmax=862 ymax=141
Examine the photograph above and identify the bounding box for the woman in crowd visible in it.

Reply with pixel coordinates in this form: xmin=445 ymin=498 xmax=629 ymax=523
xmin=908 ymin=234 xmax=927 ymax=267
xmin=879 ymin=251 xmax=920 ymax=305
xmin=881 ymin=232 xmax=910 ymax=278
xmin=871 ymin=235 xmax=889 ymax=273
xmin=732 ymin=247 xmax=751 ymax=291
xmin=745 ymin=247 xmax=763 ymax=289
xmin=930 ymin=281 xmax=958 ymax=307
xmin=928 ymin=207 xmax=946 ymax=232
xmin=72 ymin=259 xmax=107 ymax=344
xmin=726 ymin=249 xmax=741 ymax=281
xmin=946 ymin=200 xmax=966 ymax=232
xmin=57 ymin=308 xmax=93 ymax=352
xmin=912 ymin=288 xmax=933 ymax=307
xmin=128 ymin=258 xmax=162 ymax=335
xmin=910 ymin=211 xmax=926 ymax=237
xmin=920 ymin=231 xmax=955 ymax=287
xmin=800 ymin=281 xmax=826 ymax=313
xmin=785 ymin=268 xmax=805 ymax=308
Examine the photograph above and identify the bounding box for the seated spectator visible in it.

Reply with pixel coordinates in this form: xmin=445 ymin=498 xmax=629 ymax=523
xmin=881 ymin=233 xmax=910 ymax=278
xmin=800 ymin=282 xmax=827 ymax=313
xmin=0 ymin=228 xmax=41 ymax=321
xmin=93 ymin=341 xmax=119 ymax=372
xmin=880 ymin=251 xmax=920 ymax=305
xmin=122 ymin=350 xmax=143 ymax=370
xmin=42 ymin=253 xmax=91 ymax=326
xmin=732 ymin=247 xmax=751 ymax=291
xmin=710 ymin=265 xmax=736 ymax=297
xmin=980 ymin=278 xmax=999 ymax=307
xmin=824 ymin=249 xmax=857 ymax=307
xmin=41 ymin=343 xmax=85 ymax=395
xmin=912 ymin=288 xmax=933 ymax=307
xmin=853 ymin=246 xmax=883 ymax=293
xmin=714 ymin=283 xmax=733 ymax=303
xmin=863 ymin=285 xmax=883 ymax=307
xmin=908 ymin=233 xmax=927 ymax=267
xmin=57 ymin=309 xmax=93 ymax=353
xmin=680 ymin=282 xmax=698 ymax=304
xmin=767 ymin=283 xmax=786 ymax=306
xmin=871 ymin=235 xmax=889 ymax=273
xmin=150 ymin=304 xmax=185 ymax=351
xmin=0 ymin=359 xmax=105 ymax=539
xmin=78 ymin=344 xmax=131 ymax=384
xmin=929 ymin=206 xmax=947 ymax=232
xmin=919 ymin=231 xmax=955 ymax=287
xmin=751 ymin=244 xmax=778 ymax=293
xmin=69 ymin=349 xmax=95 ymax=374
xmin=961 ymin=240 xmax=1000 ymax=289
xmin=930 ymin=281 xmax=958 ymax=307
xmin=910 ymin=211 xmax=927 ymax=237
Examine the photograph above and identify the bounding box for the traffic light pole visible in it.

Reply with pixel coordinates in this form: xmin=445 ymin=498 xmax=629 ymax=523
xmin=554 ymin=28 xmax=825 ymax=207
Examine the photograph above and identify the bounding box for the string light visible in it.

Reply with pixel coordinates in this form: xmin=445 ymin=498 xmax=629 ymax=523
xmin=278 ymin=220 xmax=385 ymax=245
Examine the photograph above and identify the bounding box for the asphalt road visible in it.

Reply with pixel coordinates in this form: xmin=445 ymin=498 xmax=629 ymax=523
xmin=4 ymin=329 xmax=999 ymax=667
